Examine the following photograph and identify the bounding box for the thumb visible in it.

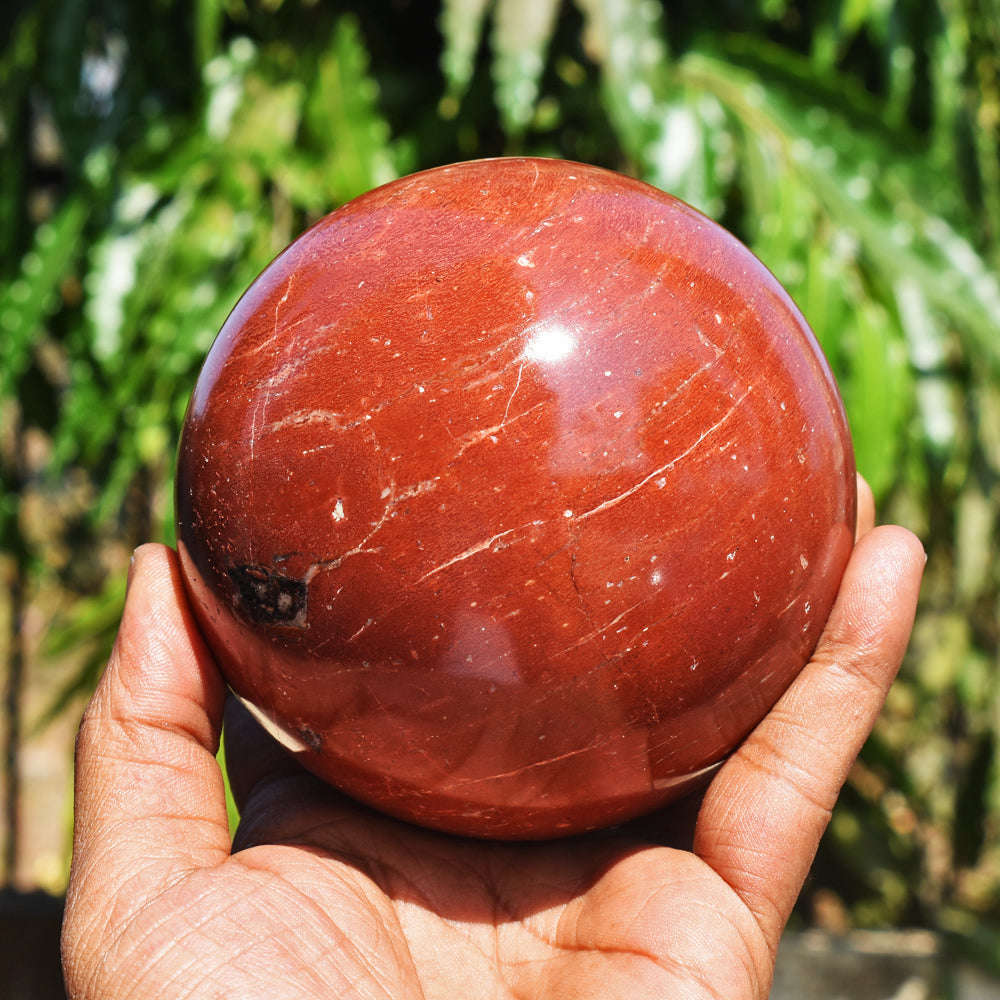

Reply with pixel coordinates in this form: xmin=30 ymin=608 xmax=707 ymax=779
xmin=66 ymin=544 xmax=230 ymax=922
xmin=693 ymin=525 xmax=924 ymax=951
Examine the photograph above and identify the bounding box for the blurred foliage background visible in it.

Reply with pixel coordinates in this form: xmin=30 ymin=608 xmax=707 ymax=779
xmin=1 ymin=0 xmax=999 ymax=974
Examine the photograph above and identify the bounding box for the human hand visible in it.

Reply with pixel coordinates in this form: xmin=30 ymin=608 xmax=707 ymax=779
xmin=62 ymin=478 xmax=924 ymax=1000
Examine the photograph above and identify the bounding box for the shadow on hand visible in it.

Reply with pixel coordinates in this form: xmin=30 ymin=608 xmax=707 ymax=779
xmin=225 ymin=694 xmax=713 ymax=925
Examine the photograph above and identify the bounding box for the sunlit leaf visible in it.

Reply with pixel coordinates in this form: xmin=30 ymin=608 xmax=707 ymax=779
xmin=955 ymin=486 xmax=995 ymax=604
xmin=227 ymin=75 xmax=304 ymax=165
xmin=574 ymin=0 xmax=671 ymax=157
xmin=440 ymin=0 xmax=493 ymax=97
xmin=676 ymin=51 xmax=1000 ymax=382
xmin=491 ymin=0 xmax=560 ymax=134
xmin=306 ymin=16 xmax=399 ymax=204
xmin=203 ymin=37 xmax=257 ymax=141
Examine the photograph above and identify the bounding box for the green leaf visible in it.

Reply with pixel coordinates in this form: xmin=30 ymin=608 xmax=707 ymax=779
xmin=676 ymin=50 xmax=1000 ymax=378
xmin=226 ymin=74 xmax=304 ymax=167
xmin=574 ymin=0 xmax=672 ymax=158
xmin=843 ymin=299 xmax=912 ymax=498
xmin=491 ymin=0 xmax=561 ymax=134
xmin=305 ymin=16 xmax=399 ymax=204
xmin=840 ymin=0 xmax=895 ymax=38
xmin=0 ymin=197 xmax=89 ymax=402
xmin=195 ymin=0 xmax=226 ymax=68
xmin=203 ymin=36 xmax=257 ymax=142
xmin=572 ymin=0 xmax=739 ymax=217
xmin=893 ymin=278 xmax=959 ymax=458
xmin=33 ymin=572 xmax=127 ymax=732
xmin=82 ymin=187 xmax=196 ymax=372
xmin=440 ymin=0 xmax=494 ymax=97
xmin=641 ymin=92 xmax=734 ymax=216
xmin=217 ymin=734 xmax=241 ymax=835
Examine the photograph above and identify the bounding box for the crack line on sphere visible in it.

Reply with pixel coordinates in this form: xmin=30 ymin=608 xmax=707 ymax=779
xmin=304 ymin=475 xmax=441 ymax=578
xmin=264 ymin=408 xmax=346 ymax=436
xmin=552 ymin=597 xmax=648 ymax=659
xmin=450 ymin=401 xmax=545 ymax=462
xmin=574 ymin=385 xmax=753 ymax=523
xmin=415 ymin=521 xmax=544 ymax=584
xmin=500 ymin=361 xmax=525 ymax=430
xmin=247 ymin=275 xmax=296 ymax=558
xmin=438 ymin=738 xmax=611 ymax=789
xmin=649 ymin=340 xmax=735 ymax=420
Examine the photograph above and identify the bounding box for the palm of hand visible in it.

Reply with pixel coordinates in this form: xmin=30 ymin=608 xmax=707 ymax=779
xmin=63 ymin=511 xmax=922 ymax=1000
xmin=102 ymin=779 xmax=767 ymax=1000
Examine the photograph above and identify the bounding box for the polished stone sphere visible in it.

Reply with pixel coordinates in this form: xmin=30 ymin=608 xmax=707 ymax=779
xmin=176 ymin=157 xmax=856 ymax=839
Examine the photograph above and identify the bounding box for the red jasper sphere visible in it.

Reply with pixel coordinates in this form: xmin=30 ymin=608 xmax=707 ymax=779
xmin=176 ymin=157 xmax=856 ymax=839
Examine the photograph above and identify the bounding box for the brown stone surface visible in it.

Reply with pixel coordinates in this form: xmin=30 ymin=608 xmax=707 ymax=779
xmin=176 ymin=157 xmax=856 ymax=839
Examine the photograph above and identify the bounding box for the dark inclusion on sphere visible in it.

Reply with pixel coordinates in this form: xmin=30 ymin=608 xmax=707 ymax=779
xmin=176 ymin=157 xmax=856 ymax=840
xmin=227 ymin=564 xmax=309 ymax=628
